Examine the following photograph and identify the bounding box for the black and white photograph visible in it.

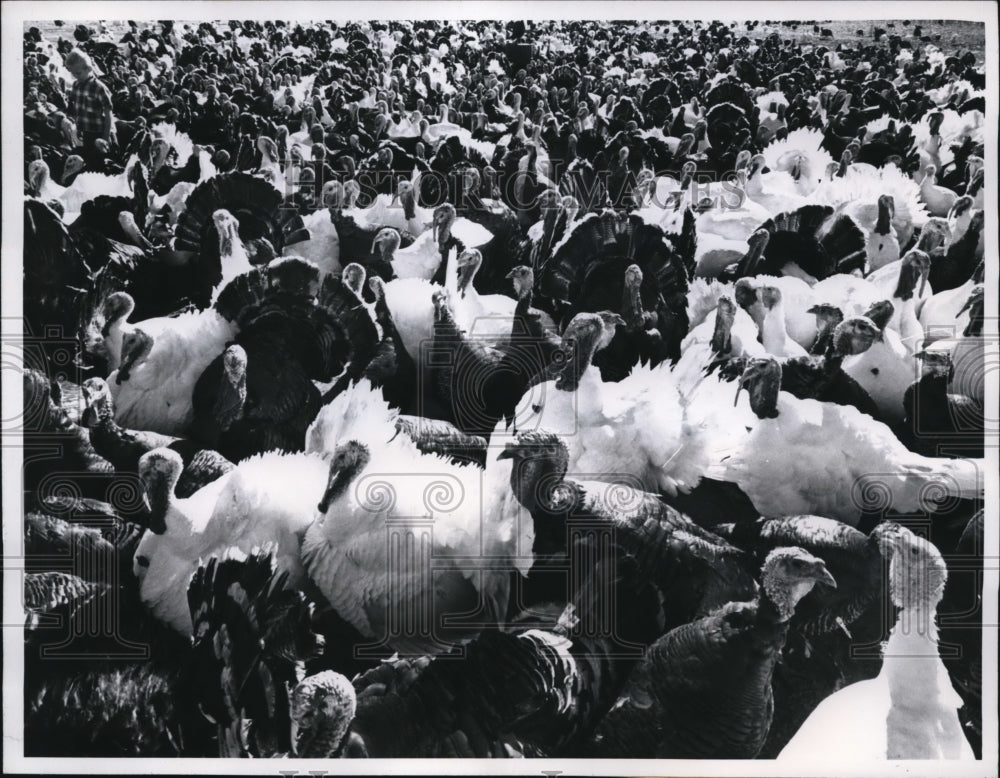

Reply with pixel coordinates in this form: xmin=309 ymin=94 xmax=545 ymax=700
xmin=2 ymin=1 xmax=997 ymax=774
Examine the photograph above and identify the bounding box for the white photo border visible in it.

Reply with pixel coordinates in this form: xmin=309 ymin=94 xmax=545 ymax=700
xmin=3 ymin=2 xmax=997 ymax=776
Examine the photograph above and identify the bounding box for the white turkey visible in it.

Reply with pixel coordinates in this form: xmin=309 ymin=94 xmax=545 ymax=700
xmin=779 ymin=525 xmax=975 ymax=761
xmin=712 ymin=357 xmax=984 ymax=524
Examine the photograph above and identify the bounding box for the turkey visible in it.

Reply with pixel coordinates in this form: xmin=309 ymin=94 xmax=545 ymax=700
xmin=104 ymin=269 xmax=263 ymax=436
xmin=302 ymin=436 xmax=522 ymax=656
xmin=928 ymin=209 xmax=984 ymax=293
xmin=778 ymin=525 xmax=976 ymax=761
xmin=345 ymin=615 xmax=618 ymax=757
xmin=712 ymin=357 xmax=984 ymax=524
xmin=499 ymin=429 xmax=758 ymax=645
xmin=81 ymin=376 xmax=233 ymax=497
xmin=588 ymin=546 xmax=835 ymax=758
xmin=22 ymin=367 xmax=120 ymax=503
xmin=172 ymin=172 xmax=311 ymax=304
xmin=187 ymin=257 xmax=350 ymax=460
xmin=132 ymin=446 xmax=328 ymax=636
xmin=671 ymin=294 xmax=766 ymax=396
xmin=301 ymin=377 xmax=536 ymax=656
xmin=864 ymin=194 xmax=901 ymax=272
xmin=728 ymin=204 xmax=867 ymax=281
xmin=540 ymin=209 xmax=695 ymax=368
xmin=709 ymin=314 xmax=883 ymax=422
xmin=23 ymin=198 xmax=95 ymax=366
xmin=715 ymin=516 xmax=906 ymax=755
xmin=760 ymin=127 xmax=833 ymax=197
xmin=838 ymin=300 xmax=915 ymax=425
xmin=919 ymin=283 xmax=986 ymax=407
xmin=514 ymin=311 xmax=720 ymax=498
xmin=901 ymin=349 xmax=984 ymax=458
xmin=185 ymin=549 xmax=354 ymax=757
xmin=17 ymin=16 xmax=996 ymax=764
xmin=424 ymin=287 xmax=508 ymax=436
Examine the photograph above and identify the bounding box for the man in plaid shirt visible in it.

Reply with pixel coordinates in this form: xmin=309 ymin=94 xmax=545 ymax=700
xmin=65 ymin=49 xmax=115 ymax=162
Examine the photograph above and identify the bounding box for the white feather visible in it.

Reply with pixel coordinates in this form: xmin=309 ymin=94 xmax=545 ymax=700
xmin=303 ymin=381 xmax=529 ymax=648
xmin=135 ymin=452 xmax=327 ymax=635
xmin=713 ymin=390 xmax=983 ymax=524
xmin=108 ymin=309 xmax=237 ymax=435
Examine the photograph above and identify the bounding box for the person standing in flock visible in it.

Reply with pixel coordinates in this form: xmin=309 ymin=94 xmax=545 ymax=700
xmin=65 ymin=48 xmax=116 ymax=164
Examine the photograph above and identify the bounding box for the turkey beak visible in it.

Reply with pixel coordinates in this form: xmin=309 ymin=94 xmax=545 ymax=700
xmin=813 ymin=562 xmax=837 ymax=589
xmin=318 ymin=462 xmax=347 ymax=514
xmin=139 ymin=488 xmax=154 ymax=523
xmin=917 ymin=266 xmax=928 ymax=298
xmin=80 ymin=395 xmax=98 ymax=428
xmin=136 ymin=470 xmax=156 ymax=526
xmin=496 ymin=442 xmax=517 ymax=460
xmin=28 ymin=165 xmax=42 ymax=195
xmin=734 ymin=365 xmax=755 ymax=407
xmin=117 ymin=333 xmax=149 ymax=385
xmin=456 ymin=254 xmax=474 ymax=296
xmin=400 ymin=186 xmax=414 ymax=215
xmin=956 ymin=294 xmax=975 ymax=318
xmin=371 ymin=233 xmax=383 ymax=256
xmin=711 ymin=298 xmax=735 ymax=354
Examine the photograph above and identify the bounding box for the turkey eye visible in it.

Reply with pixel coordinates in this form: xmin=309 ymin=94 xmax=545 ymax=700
xmin=136 ymin=555 xmax=150 ymax=568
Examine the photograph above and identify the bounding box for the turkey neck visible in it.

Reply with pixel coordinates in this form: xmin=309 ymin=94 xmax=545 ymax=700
xmin=556 ymin=326 xmax=600 ymax=392
xmin=622 ymin=281 xmax=645 ymax=329
xmin=963 ymin=300 xmax=983 ymax=337
xmin=540 ymin=202 xmax=559 ymax=252
xmin=86 ymin=395 xmax=131 ymax=455
xmin=910 ymin=369 xmax=953 ymax=420
xmin=751 ymin=586 xmax=797 ymax=663
xmin=373 ymin=294 xmax=396 ymax=337
xmin=950 ymin=215 xmax=983 ymax=263
xmin=432 ymin=298 xmax=462 ymax=339
xmin=875 ymin=201 xmax=893 ymax=235
xmin=966 ymin=171 xmax=983 ymax=197
xmin=511 ymin=287 xmax=535 ymax=337
xmin=318 ymin=456 xmax=367 ymax=514
xmin=883 ymin=604 xmax=945 ymax=707
xmin=760 ymin=301 xmax=789 ymax=354
xmin=892 ymin=262 xmax=922 ymax=302
xmin=383 ymin=308 xmax=410 ymax=361
xmin=705 ymin=591 xmax=794 ymax=731
xmin=509 ymin=454 xmax=567 ymax=516
xmin=401 ymin=191 xmax=416 ymax=221
xmin=810 ymin=315 xmax=841 ymax=356
xmin=144 ymin=469 xmax=178 ymax=535
xmin=738 ymin=234 xmax=768 ymax=275
xmin=214 ymin=370 xmax=247 ymax=433
xmin=711 ymin=306 xmax=736 ymax=354
xmin=217 ymin=225 xmax=236 ymax=258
